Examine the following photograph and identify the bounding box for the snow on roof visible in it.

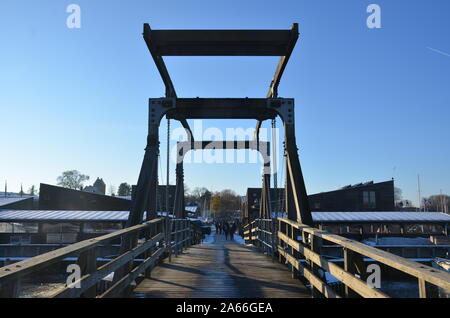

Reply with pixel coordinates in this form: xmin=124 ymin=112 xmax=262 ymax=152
xmin=0 ymin=210 xmax=131 ymax=221
xmin=312 ymin=212 xmax=450 ymax=223
xmin=271 ymin=211 xmax=450 ymax=223
xmin=1 ymin=210 xmax=449 ymax=223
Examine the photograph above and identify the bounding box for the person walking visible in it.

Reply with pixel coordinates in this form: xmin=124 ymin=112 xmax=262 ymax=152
xmin=229 ymin=222 xmax=237 ymax=241
xmin=223 ymin=222 xmax=230 ymax=240
xmin=215 ymin=221 xmax=221 ymax=235
xmin=214 ymin=221 xmax=219 ymax=234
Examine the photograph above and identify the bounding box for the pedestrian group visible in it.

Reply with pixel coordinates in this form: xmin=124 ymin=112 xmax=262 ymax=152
xmin=214 ymin=220 xmax=237 ymax=240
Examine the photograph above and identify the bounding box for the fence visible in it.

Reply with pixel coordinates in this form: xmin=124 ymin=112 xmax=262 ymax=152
xmin=243 ymin=218 xmax=450 ymax=298
xmin=0 ymin=218 xmax=201 ymax=298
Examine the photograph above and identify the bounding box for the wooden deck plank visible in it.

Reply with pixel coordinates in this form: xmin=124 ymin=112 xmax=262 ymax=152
xmin=132 ymin=235 xmax=311 ymax=298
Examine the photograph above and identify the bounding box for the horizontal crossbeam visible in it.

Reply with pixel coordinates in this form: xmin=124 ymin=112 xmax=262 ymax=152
xmin=166 ymin=98 xmax=278 ymax=120
xmin=144 ymin=27 xmax=298 ymax=56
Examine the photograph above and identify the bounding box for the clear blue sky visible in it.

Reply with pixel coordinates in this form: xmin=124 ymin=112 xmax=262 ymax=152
xmin=1 ymin=0 xmax=449 ymax=205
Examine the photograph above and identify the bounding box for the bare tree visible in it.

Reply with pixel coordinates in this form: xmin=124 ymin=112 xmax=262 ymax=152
xmin=28 ymin=185 xmax=36 ymax=196
xmin=109 ymin=185 xmax=116 ymax=197
xmin=394 ymin=187 xmax=402 ymax=204
xmin=425 ymin=194 xmax=450 ymax=213
xmin=118 ymin=182 xmax=131 ymax=196
xmin=211 ymin=189 xmax=241 ymax=219
xmin=57 ymin=170 xmax=89 ymax=190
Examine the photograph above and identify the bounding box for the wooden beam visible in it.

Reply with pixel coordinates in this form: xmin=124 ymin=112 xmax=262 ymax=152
xmin=278 ymin=218 xmax=450 ymax=291
xmin=52 ymin=233 xmax=164 ymax=298
xmin=278 ymin=231 xmax=389 ymax=298
xmin=0 ymin=219 xmax=163 ymax=283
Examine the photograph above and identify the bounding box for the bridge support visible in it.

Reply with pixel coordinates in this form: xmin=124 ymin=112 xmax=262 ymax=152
xmin=173 ymin=141 xmax=272 ymax=220
xmin=127 ymin=99 xmax=313 ymax=226
xmin=127 ymin=24 xmax=313 ymax=229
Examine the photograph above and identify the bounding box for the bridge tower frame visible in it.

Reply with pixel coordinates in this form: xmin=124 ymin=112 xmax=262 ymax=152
xmin=127 ymin=23 xmax=313 ymax=227
xmin=174 ymin=140 xmax=272 ymax=221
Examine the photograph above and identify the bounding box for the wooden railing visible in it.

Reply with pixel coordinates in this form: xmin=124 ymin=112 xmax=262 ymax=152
xmin=243 ymin=219 xmax=277 ymax=260
xmin=0 ymin=218 xmax=199 ymax=298
xmin=244 ymin=218 xmax=450 ymax=298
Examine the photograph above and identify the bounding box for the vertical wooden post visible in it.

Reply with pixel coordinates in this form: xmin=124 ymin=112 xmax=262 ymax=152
xmin=180 ymin=220 xmax=184 ymax=252
xmin=290 ymin=224 xmax=298 ymax=279
xmin=144 ymin=224 xmax=154 ymax=279
xmin=174 ymin=220 xmax=178 ymax=256
xmin=177 ymin=220 xmax=181 ymax=255
xmin=167 ymin=218 xmax=172 ymax=262
xmin=310 ymin=235 xmax=323 ymax=298
xmin=278 ymin=219 xmax=285 ymax=265
xmin=343 ymin=248 xmax=365 ymax=298
xmin=271 ymin=219 xmax=277 ymax=262
xmin=0 ymin=259 xmax=21 ymax=298
xmin=0 ymin=278 xmax=21 ymax=298
xmin=78 ymin=248 xmax=97 ymax=298
xmin=419 ymin=279 xmax=439 ymax=298
xmin=183 ymin=220 xmax=187 ymax=251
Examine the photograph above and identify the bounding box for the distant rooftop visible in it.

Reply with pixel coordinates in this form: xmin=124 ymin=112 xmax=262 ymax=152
xmin=312 ymin=211 xmax=450 ymax=223
xmin=1 ymin=210 xmax=449 ymax=223
xmin=0 ymin=197 xmax=34 ymax=207
xmin=270 ymin=211 xmax=450 ymax=223
xmin=0 ymin=210 xmax=181 ymax=222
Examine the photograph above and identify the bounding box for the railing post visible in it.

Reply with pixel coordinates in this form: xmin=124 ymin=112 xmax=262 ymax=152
xmin=343 ymin=248 xmax=365 ymax=298
xmin=78 ymin=247 xmax=98 ymax=298
xmin=278 ymin=219 xmax=285 ymax=265
xmin=257 ymin=220 xmax=261 ymax=252
xmin=144 ymin=222 xmax=156 ymax=278
xmin=0 ymin=259 xmax=21 ymax=298
xmin=176 ymin=220 xmax=181 ymax=255
xmin=183 ymin=220 xmax=187 ymax=250
xmin=180 ymin=220 xmax=184 ymax=252
xmin=114 ymin=230 xmax=139 ymax=297
xmin=271 ymin=219 xmax=277 ymax=262
xmin=188 ymin=221 xmax=192 ymax=247
xmin=419 ymin=278 xmax=439 ymax=298
xmin=310 ymin=235 xmax=323 ymax=298
xmin=173 ymin=220 xmax=178 ymax=256
xmin=169 ymin=218 xmax=173 ymax=261
xmin=290 ymin=224 xmax=299 ymax=279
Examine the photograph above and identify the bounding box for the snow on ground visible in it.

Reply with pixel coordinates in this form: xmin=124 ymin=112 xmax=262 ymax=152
xmin=233 ymin=234 xmax=246 ymax=245
xmin=200 ymin=227 xmax=247 ymax=245
xmin=363 ymin=236 xmax=433 ymax=246
xmin=200 ymin=226 xmax=215 ymax=244
xmin=202 ymin=232 xmax=215 ymax=244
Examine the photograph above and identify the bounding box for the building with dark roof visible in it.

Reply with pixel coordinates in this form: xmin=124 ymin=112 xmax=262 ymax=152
xmin=93 ymin=177 xmax=106 ymax=195
xmin=243 ymin=180 xmax=395 ymax=220
xmin=308 ymin=180 xmax=395 ymax=212
xmin=0 ymin=197 xmax=34 ymax=210
xmin=38 ymin=183 xmax=131 ymax=211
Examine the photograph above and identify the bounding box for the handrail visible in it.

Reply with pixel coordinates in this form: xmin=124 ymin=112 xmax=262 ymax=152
xmin=244 ymin=217 xmax=450 ymax=298
xmin=0 ymin=218 xmax=197 ymax=298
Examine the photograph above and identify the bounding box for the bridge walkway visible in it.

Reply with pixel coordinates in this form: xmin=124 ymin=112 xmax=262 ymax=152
xmin=132 ymin=232 xmax=311 ymax=298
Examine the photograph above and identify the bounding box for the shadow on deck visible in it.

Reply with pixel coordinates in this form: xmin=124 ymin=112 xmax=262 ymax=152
xmin=132 ymin=234 xmax=310 ymax=298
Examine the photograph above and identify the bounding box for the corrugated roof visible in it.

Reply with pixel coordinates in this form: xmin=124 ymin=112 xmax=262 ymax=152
xmin=271 ymin=211 xmax=450 ymax=223
xmin=185 ymin=206 xmax=198 ymax=213
xmin=1 ymin=210 xmax=449 ymax=223
xmin=0 ymin=210 xmax=177 ymax=221
xmin=313 ymin=212 xmax=450 ymax=223
xmin=0 ymin=210 xmax=130 ymax=221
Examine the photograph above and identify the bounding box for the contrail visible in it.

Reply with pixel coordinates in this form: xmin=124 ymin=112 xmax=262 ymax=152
xmin=427 ymin=47 xmax=450 ymax=58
